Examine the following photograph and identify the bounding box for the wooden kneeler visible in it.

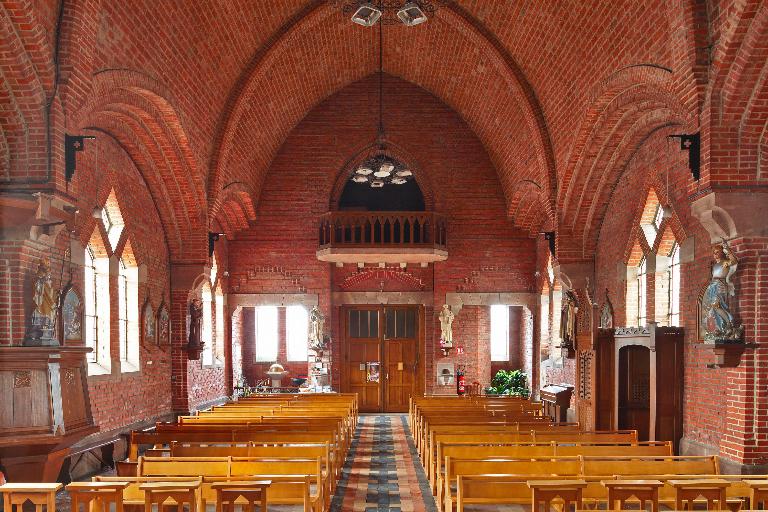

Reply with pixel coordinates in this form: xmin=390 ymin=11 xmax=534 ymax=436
xmin=211 ymin=481 xmax=271 ymax=512
xmin=67 ymin=481 xmax=130 ymax=512
xmin=140 ymin=479 xmax=202 ymax=512
xmin=527 ymin=480 xmax=587 ymax=512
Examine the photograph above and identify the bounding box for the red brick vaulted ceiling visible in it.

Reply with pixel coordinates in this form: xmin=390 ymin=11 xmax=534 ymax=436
xmin=55 ymin=1 xmax=691 ymax=236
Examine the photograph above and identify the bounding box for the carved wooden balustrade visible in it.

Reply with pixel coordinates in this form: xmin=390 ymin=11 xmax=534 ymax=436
xmin=319 ymin=211 xmax=447 ymax=250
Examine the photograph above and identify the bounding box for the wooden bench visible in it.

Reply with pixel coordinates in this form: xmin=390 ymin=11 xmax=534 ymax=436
xmin=447 ymin=455 xmax=720 ymax=512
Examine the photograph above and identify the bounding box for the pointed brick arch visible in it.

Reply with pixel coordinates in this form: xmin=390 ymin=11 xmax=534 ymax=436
xmin=208 ymin=2 xmax=557 ymax=233
xmin=557 ymin=67 xmax=687 ymax=261
xmin=79 ymin=70 xmax=208 ymax=263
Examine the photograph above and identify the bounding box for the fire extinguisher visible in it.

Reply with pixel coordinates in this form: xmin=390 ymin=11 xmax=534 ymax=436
xmin=456 ymin=366 xmax=466 ymax=395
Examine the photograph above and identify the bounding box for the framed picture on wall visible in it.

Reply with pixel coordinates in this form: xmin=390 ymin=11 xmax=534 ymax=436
xmin=157 ymin=301 xmax=170 ymax=348
xmin=142 ymin=299 xmax=156 ymax=346
xmin=60 ymin=284 xmax=83 ymax=344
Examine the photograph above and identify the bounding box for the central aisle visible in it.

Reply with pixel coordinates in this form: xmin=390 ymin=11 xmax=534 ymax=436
xmin=330 ymin=415 xmax=437 ymax=512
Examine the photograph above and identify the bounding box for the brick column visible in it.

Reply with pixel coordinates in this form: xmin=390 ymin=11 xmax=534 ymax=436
xmin=692 ymin=192 xmax=768 ymax=470
xmin=169 ymin=263 xmax=207 ymax=413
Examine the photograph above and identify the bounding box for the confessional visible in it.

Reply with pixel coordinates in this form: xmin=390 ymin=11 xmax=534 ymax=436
xmin=577 ymin=320 xmax=684 ymax=452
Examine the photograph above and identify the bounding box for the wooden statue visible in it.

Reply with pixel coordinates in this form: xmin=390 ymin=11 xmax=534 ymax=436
xmin=702 ymin=240 xmax=744 ymax=342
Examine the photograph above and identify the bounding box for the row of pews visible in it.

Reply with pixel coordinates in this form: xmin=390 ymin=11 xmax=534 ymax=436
xmin=2 ymin=393 xmax=357 ymax=512
xmin=410 ymin=395 xmax=768 ymax=511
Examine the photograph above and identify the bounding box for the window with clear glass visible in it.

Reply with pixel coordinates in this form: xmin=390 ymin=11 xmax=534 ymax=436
xmin=202 ymin=284 xmax=214 ymax=366
xmin=490 ymin=304 xmax=510 ymax=361
xmin=215 ymin=287 xmax=225 ymax=363
xmin=84 ymin=245 xmax=110 ymax=374
xmin=637 ymin=257 xmax=647 ymax=327
xmin=286 ymin=305 xmax=309 ymax=361
xmin=118 ymin=258 xmax=139 ymax=371
xmin=669 ymin=243 xmax=681 ymax=326
xmin=254 ymin=306 xmax=279 ymax=362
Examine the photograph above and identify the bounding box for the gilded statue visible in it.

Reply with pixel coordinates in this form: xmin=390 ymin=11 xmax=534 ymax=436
xmin=702 ymin=240 xmax=744 ymax=342
xmin=26 ymin=258 xmax=59 ymax=344
xmin=439 ymin=304 xmax=454 ymax=345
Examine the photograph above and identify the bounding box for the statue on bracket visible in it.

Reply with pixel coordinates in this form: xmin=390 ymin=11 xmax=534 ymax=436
xmin=187 ymin=298 xmax=203 ymax=360
xmin=308 ymin=306 xmax=327 ymax=355
xmin=599 ymin=290 xmax=613 ymax=329
xmin=559 ymin=290 xmax=578 ymax=358
xmin=25 ymin=258 xmax=60 ymax=346
xmin=702 ymin=240 xmax=744 ymax=343
xmin=439 ymin=304 xmax=455 ymax=347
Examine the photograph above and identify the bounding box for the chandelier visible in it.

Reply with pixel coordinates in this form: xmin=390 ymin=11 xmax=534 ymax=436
xmin=352 ymin=154 xmax=413 ymax=187
xmin=346 ymin=1 xmax=426 ymax=188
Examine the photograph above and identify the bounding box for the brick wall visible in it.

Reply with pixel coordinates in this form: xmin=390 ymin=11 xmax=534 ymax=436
xmin=227 ymin=75 xmax=536 ymax=395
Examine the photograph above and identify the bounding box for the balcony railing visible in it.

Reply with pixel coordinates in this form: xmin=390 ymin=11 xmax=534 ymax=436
xmin=319 ymin=211 xmax=447 ymax=250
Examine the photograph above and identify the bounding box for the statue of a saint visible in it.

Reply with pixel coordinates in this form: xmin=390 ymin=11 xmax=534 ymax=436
xmin=26 ymin=258 xmax=59 ymax=344
xmin=702 ymin=241 xmax=744 ymax=342
xmin=188 ymin=298 xmax=203 ymax=350
xmin=309 ymin=306 xmax=325 ymax=350
xmin=439 ymin=304 xmax=454 ymax=345
xmin=560 ymin=290 xmax=578 ymax=346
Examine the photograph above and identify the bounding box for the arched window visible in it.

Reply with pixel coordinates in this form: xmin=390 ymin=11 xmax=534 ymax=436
xmin=84 ymin=244 xmax=110 ymax=374
xmin=668 ymin=243 xmax=681 ymax=326
xmin=118 ymin=255 xmax=139 ymax=372
xmin=102 ymin=190 xmax=125 ymax=251
xmin=637 ymin=256 xmax=647 ymax=327
xmin=201 ymin=283 xmax=214 ymax=366
xmin=286 ymin=305 xmax=309 ymax=362
xmin=215 ymin=285 xmax=225 ymax=364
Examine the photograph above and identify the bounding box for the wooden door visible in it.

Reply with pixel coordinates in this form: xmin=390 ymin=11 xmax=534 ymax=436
xmin=655 ymin=334 xmax=684 ymax=452
xmin=344 ymin=307 xmax=381 ymax=412
xmin=341 ymin=305 xmax=422 ymax=413
xmin=383 ymin=306 xmax=419 ymax=412
xmin=618 ymin=345 xmax=651 ymax=441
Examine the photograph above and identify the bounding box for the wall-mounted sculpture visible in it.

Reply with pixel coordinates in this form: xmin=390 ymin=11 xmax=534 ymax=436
xmin=559 ymin=290 xmax=579 ymax=358
xmin=599 ymin=291 xmax=613 ymax=329
xmin=702 ymin=240 xmax=744 ymax=343
xmin=187 ymin=298 xmax=203 ymax=359
xmin=308 ymin=306 xmax=327 ymax=355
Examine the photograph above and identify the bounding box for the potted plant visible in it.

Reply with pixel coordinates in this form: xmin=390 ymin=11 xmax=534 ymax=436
xmin=485 ymin=369 xmax=530 ymax=398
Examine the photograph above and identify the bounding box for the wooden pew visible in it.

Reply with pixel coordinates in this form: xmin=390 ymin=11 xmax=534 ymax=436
xmin=448 ymin=455 xmax=720 ymax=512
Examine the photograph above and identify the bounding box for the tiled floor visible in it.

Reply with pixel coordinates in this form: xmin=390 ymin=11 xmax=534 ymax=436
xmin=330 ymin=414 xmax=437 ymax=512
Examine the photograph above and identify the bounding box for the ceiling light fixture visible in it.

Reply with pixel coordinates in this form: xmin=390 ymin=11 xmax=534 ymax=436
xmin=342 ymin=1 xmax=437 ymax=26
xmin=397 ymin=2 xmax=428 ymax=26
xmin=347 ymin=7 xmax=415 ymax=188
xmin=351 ymin=2 xmax=382 ymax=26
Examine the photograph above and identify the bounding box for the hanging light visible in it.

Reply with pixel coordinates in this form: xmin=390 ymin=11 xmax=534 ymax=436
xmin=371 ymin=180 xmax=385 ymax=188
xmin=352 ymin=175 xmax=369 ymax=183
xmin=356 ymin=166 xmax=373 ymax=175
xmin=351 ymin=3 xmax=382 ymax=26
xmin=397 ymin=2 xmax=428 ymax=26
xmin=396 ymin=169 xmax=412 ymax=177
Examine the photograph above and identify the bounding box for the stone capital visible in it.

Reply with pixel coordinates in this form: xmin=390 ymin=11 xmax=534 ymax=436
xmin=691 ymin=190 xmax=768 ymax=242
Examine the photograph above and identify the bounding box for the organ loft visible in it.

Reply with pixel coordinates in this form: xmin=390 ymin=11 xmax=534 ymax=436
xmin=1 ymin=1 xmax=767 ymax=511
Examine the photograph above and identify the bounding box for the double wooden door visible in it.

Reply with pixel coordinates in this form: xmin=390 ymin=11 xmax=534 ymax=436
xmin=341 ymin=305 xmax=423 ymax=412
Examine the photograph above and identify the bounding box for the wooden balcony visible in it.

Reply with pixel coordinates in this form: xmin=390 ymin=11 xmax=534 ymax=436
xmin=317 ymin=211 xmax=448 ymax=264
